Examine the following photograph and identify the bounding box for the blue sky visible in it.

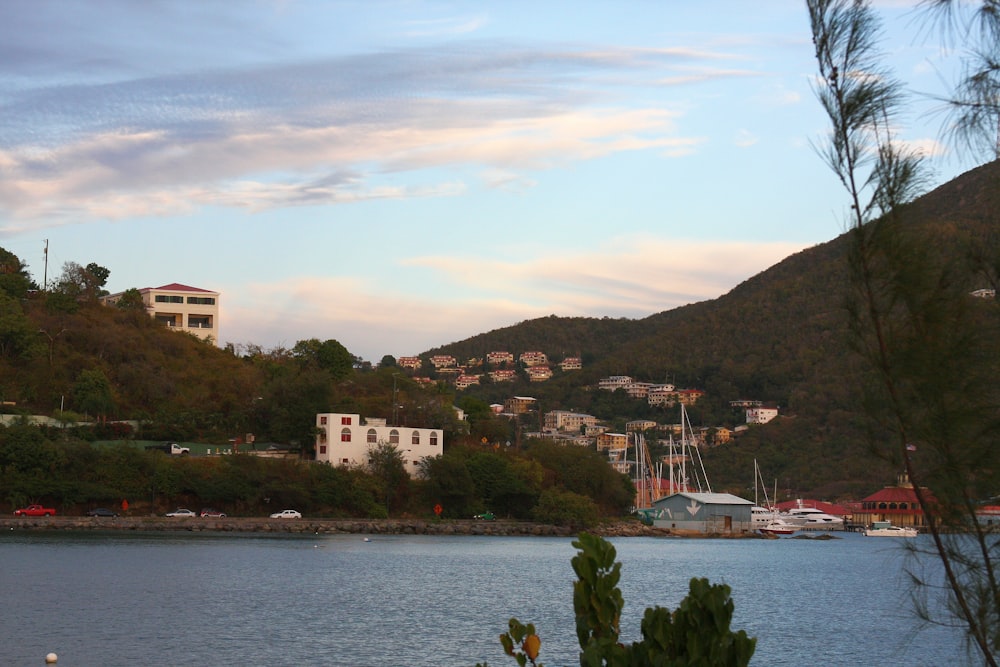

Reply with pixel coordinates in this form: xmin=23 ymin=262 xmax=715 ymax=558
xmin=0 ymin=0 xmax=981 ymax=362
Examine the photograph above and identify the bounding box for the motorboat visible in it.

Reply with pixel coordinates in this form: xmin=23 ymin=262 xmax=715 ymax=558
xmin=863 ymin=520 xmax=918 ymax=537
xmin=783 ymin=504 xmax=845 ymax=530
xmin=759 ymin=517 xmax=798 ymax=535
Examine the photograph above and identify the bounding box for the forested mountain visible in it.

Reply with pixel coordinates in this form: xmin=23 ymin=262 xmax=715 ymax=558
xmin=430 ymin=159 xmax=1000 ymax=499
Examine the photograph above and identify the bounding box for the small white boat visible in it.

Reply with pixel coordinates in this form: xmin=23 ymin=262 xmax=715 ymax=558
xmin=759 ymin=517 xmax=798 ymax=535
xmin=864 ymin=520 xmax=918 ymax=537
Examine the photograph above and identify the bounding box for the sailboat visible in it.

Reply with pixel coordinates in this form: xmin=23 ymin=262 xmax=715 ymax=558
xmin=752 ymin=459 xmax=797 ymax=536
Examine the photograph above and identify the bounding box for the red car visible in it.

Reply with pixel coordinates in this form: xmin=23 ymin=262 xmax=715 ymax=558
xmin=13 ymin=504 xmax=56 ymax=517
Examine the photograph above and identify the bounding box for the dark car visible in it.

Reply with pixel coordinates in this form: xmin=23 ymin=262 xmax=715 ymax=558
xmin=86 ymin=508 xmax=118 ymax=517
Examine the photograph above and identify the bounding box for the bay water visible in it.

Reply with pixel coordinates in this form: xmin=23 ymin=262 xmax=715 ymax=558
xmin=0 ymin=530 xmax=966 ymax=666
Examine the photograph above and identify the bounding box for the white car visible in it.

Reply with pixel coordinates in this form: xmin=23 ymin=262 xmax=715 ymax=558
xmin=269 ymin=509 xmax=302 ymax=519
xmin=165 ymin=508 xmax=196 ymax=518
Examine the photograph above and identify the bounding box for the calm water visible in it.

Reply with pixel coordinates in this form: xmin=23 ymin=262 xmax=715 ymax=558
xmin=0 ymin=530 xmax=967 ymax=666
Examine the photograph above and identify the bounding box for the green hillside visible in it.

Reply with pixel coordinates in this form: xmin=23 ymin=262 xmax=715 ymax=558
xmin=432 ymin=159 xmax=1000 ymax=499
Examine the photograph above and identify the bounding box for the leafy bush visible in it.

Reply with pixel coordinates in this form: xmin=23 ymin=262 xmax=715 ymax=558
xmin=482 ymin=533 xmax=755 ymax=667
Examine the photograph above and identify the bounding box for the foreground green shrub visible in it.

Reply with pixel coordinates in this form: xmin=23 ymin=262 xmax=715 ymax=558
xmin=481 ymin=532 xmax=755 ymax=667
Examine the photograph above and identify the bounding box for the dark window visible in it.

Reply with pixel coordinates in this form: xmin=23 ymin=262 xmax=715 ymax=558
xmin=186 ymin=296 xmax=216 ymax=305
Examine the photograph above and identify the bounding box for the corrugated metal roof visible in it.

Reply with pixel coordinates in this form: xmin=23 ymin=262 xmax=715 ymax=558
xmin=654 ymin=492 xmax=753 ymax=505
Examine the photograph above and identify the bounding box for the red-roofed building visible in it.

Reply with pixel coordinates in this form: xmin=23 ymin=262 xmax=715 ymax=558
xmin=101 ymin=283 xmax=219 ymax=343
xmin=854 ymin=474 xmax=933 ymax=530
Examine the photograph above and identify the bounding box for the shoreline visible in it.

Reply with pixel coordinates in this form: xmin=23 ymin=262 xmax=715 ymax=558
xmin=0 ymin=515 xmax=743 ymax=538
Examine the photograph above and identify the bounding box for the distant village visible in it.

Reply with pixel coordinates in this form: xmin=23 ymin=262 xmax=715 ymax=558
xmin=395 ymin=350 xmax=780 ymax=452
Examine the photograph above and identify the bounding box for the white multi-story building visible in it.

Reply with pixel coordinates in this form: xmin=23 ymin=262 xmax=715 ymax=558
xmin=314 ymin=413 xmax=443 ymax=477
xmin=746 ymin=406 xmax=779 ymax=425
xmin=101 ymin=283 xmax=219 ymax=343
xmin=598 ymin=376 xmax=633 ymax=391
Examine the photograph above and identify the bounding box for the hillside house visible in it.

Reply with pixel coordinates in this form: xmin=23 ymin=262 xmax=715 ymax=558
xmin=526 ymin=366 xmax=553 ymax=382
xmin=503 ymin=396 xmax=537 ymax=414
xmin=746 ymin=406 xmax=779 ymax=424
xmin=596 ymin=432 xmax=629 ymax=452
xmin=544 ymin=410 xmax=598 ymax=433
xmin=398 ymin=356 xmax=422 ymax=369
xmin=626 ymin=419 xmax=658 ymax=432
xmin=489 ymin=369 xmax=517 ymax=382
xmin=487 ymin=351 xmax=514 ymax=365
xmin=598 ymin=376 xmax=633 ymax=391
xmin=519 ymin=351 xmax=548 ymax=366
xmin=101 ymin=283 xmax=219 ymax=343
xmin=429 ymin=355 xmax=457 ymax=369
xmin=455 ymin=374 xmax=481 ymax=390
xmin=314 ymin=413 xmax=442 ymax=477
xmin=559 ymin=357 xmax=582 ymax=371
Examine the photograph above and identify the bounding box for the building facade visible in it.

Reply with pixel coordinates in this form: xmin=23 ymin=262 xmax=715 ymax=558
xmin=101 ymin=283 xmax=219 ymax=343
xmin=314 ymin=413 xmax=443 ymax=477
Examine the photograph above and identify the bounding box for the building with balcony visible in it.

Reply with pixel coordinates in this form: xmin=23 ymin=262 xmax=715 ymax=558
xmin=487 ymin=351 xmax=514 ymax=365
xmin=519 ymin=351 xmax=548 ymax=366
xmin=559 ymin=357 xmax=582 ymax=371
xmin=503 ymin=396 xmax=537 ymax=414
xmin=101 ymin=283 xmax=219 ymax=343
xmin=398 ymin=356 xmax=422 ymax=369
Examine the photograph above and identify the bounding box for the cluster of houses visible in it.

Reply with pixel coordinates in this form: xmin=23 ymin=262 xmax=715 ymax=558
xmin=396 ymin=351 xmax=581 ymax=387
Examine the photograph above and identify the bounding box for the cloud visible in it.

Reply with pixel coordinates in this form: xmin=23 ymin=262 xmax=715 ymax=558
xmin=0 ymin=37 xmax=732 ymax=227
xmin=220 ymin=235 xmax=806 ymax=360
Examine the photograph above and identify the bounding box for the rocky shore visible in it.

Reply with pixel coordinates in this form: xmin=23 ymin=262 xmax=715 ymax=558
xmin=1 ymin=515 xmax=682 ymax=538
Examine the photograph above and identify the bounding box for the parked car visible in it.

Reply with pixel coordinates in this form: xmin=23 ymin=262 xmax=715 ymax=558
xmin=473 ymin=511 xmax=496 ymax=521
xmin=269 ymin=509 xmax=302 ymax=519
xmin=200 ymin=509 xmax=227 ymax=518
xmin=86 ymin=508 xmax=118 ymax=517
xmin=165 ymin=508 xmax=196 ymax=518
xmin=13 ymin=504 xmax=56 ymax=517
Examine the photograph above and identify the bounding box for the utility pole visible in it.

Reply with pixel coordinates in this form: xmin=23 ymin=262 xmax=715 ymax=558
xmin=43 ymin=239 xmax=48 ymax=291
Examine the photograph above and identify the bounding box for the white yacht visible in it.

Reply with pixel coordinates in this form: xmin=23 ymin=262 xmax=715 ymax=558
xmin=863 ymin=520 xmax=918 ymax=537
xmin=783 ymin=503 xmax=845 ymax=530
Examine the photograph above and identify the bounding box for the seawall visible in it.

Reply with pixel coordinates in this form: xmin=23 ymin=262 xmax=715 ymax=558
xmin=0 ymin=515 xmax=677 ymax=538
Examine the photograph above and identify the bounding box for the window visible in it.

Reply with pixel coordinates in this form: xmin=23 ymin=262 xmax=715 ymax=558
xmin=412 ymin=431 xmax=420 ymax=445
xmin=186 ymin=296 xmax=216 ymax=305
xmin=319 ymin=445 xmax=327 ymax=454
xmin=389 ymin=429 xmax=399 ymax=445
xmin=342 ymin=458 xmax=349 ymax=464
xmin=155 ymin=295 xmax=183 ymax=303
xmin=341 ymin=428 xmax=351 ymax=442
xmin=367 ymin=429 xmax=377 ymax=444
xmin=188 ymin=316 xmax=212 ymax=329
xmin=318 ymin=431 xmax=327 ymax=443
xmin=430 ymin=433 xmax=438 ymax=446
xmin=320 ymin=416 xmax=327 ymax=425
xmin=341 ymin=416 xmax=352 ymax=425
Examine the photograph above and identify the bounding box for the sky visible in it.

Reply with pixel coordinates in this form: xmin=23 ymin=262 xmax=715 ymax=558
xmin=0 ymin=0 xmax=983 ymax=362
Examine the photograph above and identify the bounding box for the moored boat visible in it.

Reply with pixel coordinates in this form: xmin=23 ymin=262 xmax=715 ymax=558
xmin=863 ymin=520 xmax=918 ymax=537
xmin=759 ymin=517 xmax=798 ymax=535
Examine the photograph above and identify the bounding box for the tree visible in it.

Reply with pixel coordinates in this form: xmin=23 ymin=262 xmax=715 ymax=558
xmin=114 ymin=288 xmax=146 ymax=311
xmin=53 ymin=261 xmax=110 ymax=301
xmin=0 ymin=247 xmax=33 ymax=299
xmin=0 ymin=295 xmax=36 ymax=360
xmin=922 ymin=1 xmax=1000 ymax=159
xmin=366 ymin=441 xmax=409 ymax=517
xmin=808 ymin=1 xmax=999 ymax=663
xmin=73 ymin=369 xmax=115 ymax=420
xmin=292 ymin=338 xmax=354 ymax=380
